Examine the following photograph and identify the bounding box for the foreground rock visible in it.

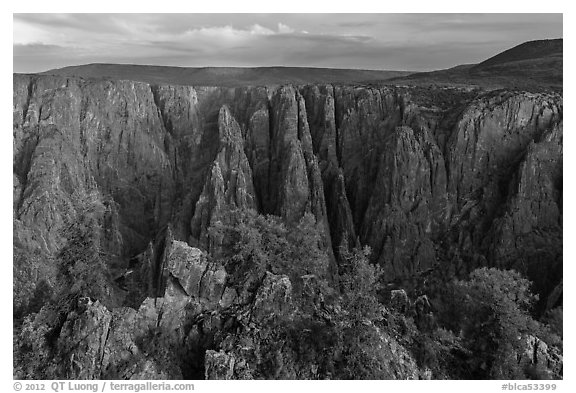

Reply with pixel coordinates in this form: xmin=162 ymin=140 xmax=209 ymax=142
xmin=15 ymin=239 xmax=427 ymax=380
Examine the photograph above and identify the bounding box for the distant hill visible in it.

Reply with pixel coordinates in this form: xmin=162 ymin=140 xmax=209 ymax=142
xmin=38 ymin=64 xmax=412 ymax=87
xmin=474 ymin=39 xmax=562 ymax=68
xmin=385 ymin=39 xmax=562 ymax=91
xmin=30 ymin=39 xmax=563 ymax=91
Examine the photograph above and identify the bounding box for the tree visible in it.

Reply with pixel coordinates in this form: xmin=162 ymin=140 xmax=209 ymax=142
xmin=208 ymin=209 xmax=330 ymax=294
xmin=449 ymin=268 xmax=539 ymax=378
xmin=209 ymin=209 xmax=400 ymax=378
xmin=332 ymin=245 xmax=396 ymax=379
xmin=338 ymin=245 xmax=382 ymax=322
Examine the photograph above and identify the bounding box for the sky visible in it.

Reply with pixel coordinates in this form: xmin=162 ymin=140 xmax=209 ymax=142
xmin=13 ymin=13 xmax=563 ymax=73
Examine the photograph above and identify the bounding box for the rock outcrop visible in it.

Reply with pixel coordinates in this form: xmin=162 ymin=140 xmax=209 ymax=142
xmin=190 ymin=105 xmax=257 ymax=251
xmin=15 ymin=240 xmax=224 ymax=380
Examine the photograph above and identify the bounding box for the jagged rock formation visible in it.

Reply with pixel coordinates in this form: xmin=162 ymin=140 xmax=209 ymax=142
xmin=16 ymin=239 xmax=223 ymax=379
xmin=522 ymin=335 xmax=563 ymax=378
xmin=15 ymin=236 xmax=423 ymax=380
xmin=13 ymin=74 xmax=563 ymax=300
xmin=13 ymin=73 xmax=562 ymax=379
xmin=190 ymin=105 xmax=257 ymax=251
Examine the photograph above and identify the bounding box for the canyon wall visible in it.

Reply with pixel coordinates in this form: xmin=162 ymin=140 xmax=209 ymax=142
xmin=13 ymin=75 xmax=563 ymax=315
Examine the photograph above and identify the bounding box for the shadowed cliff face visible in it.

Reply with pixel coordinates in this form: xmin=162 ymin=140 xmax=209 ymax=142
xmin=13 ymin=75 xmax=562 ymax=317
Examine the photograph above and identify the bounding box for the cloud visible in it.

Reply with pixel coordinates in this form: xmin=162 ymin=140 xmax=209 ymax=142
xmin=277 ymin=23 xmax=295 ymax=34
xmin=14 ymin=42 xmax=68 ymax=55
xmin=270 ymin=32 xmax=373 ymax=44
xmin=250 ymin=24 xmax=275 ymax=35
xmin=337 ymin=21 xmax=379 ymax=28
xmin=12 ymin=14 xmax=563 ymax=73
xmin=181 ymin=24 xmax=278 ymax=41
xmin=181 ymin=23 xmax=299 ymax=40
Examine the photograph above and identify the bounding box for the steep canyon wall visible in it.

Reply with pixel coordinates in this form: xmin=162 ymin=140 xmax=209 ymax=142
xmin=13 ymin=75 xmax=563 ymax=315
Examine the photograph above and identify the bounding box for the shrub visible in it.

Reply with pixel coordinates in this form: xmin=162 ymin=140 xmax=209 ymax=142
xmin=209 ymin=209 xmax=330 ymax=293
xmin=338 ymin=245 xmax=382 ymax=322
xmin=449 ymin=268 xmax=540 ymax=378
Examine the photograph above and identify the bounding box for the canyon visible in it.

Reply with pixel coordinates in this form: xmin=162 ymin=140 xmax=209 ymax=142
xmin=13 ymin=41 xmax=563 ymax=379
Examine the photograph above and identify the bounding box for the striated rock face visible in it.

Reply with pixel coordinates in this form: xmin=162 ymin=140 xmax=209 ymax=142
xmin=438 ymin=92 xmax=562 ymax=298
xmin=360 ymin=125 xmax=447 ymax=278
xmin=301 ymin=86 xmax=356 ymax=255
xmin=190 ymin=105 xmax=257 ymax=250
xmin=489 ymin=122 xmax=563 ymax=302
xmin=447 ymin=92 xmax=560 ymax=223
xmin=268 ymin=87 xmax=320 ymax=225
xmin=13 ymin=75 xmax=177 ymax=311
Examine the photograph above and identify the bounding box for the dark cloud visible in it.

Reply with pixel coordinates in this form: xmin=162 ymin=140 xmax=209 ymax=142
xmin=140 ymin=41 xmax=205 ymax=55
xmin=14 ymin=42 xmax=68 ymax=55
xmin=267 ymin=32 xmax=374 ymax=44
xmin=15 ymin=14 xmax=128 ymax=35
xmin=337 ymin=21 xmax=379 ymax=28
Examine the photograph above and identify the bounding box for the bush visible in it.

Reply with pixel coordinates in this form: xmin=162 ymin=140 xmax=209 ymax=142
xmin=332 ymin=246 xmax=400 ymax=379
xmin=210 ymin=211 xmax=405 ymax=379
xmin=448 ymin=268 xmax=540 ymax=378
xmin=209 ymin=209 xmax=330 ymax=293
xmin=338 ymin=245 xmax=382 ymax=322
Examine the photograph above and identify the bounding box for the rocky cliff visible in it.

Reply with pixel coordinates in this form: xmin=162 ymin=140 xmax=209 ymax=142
xmin=13 ymin=74 xmax=563 ymax=378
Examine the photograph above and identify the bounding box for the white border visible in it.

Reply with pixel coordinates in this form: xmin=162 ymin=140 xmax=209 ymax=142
xmin=3 ymin=2 xmax=572 ymax=391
